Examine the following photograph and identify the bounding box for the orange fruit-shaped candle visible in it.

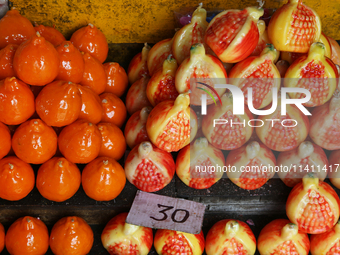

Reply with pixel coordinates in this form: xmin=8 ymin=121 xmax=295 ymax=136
xmin=0 ymin=9 xmax=35 ymax=48
xmin=176 ymin=138 xmax=224 ymax=190
xmin=56 ymin=41 xmax=85 ymax=83
xmin=311 ymin=220 xmax=340 ymax=255
xmin=101 ymin=212 xmax=153 ymax=255
xmin=206 ymin=219 xmax=256 ymax=255
xmin=12 ymin=119 xmax=57 ymax=164
xmin=0 ymin=156 xmax=35 ymax=201
xmin=80 ymin=52 xmax=107 ymax=94
xmin=124 ymin=107 xmax=152 ymax=149
xmin=70 ymin=23 xmax=108 ymax=63
xmin=13 ymin=32 xmax=60 ymax=86
xmin=100 ymin=92 xmax=127 ymax=128
xmin=82 ymin=157 xmax=126 ymax=201
xmin=36 ymin=157 xmax=81 ymax=202
xmin=286 ymin=173 xmax=340 ymax=234
xmin=126 ymin=76 xmax=152 ymax=115
xmin=258 ymin=219 xmax=310 ymax=255
xmin=154 ymin=229 xmax=205 ymax=255
xmin=77 ymin=85 xmax=103 ymax=124
xmin=34 ymin=24 xmax=66 ymax=47
xmin=58 ymin=120 xmax=102 ymax=164
xmin=6 ymin=216 xmax=49 ymax=255
xmin=128 ymin=43 xmax=150 ymax=84
xmin=103 ymin=62 xmax=128 ymax=97
xmin=0 ymin=122 xmax=11 ymax=160
xmin=0 ymin=77 xmax=35 ymax=125
xmin=36 ymin=80 xmax=82 ymax=127
xmin=268 ymin=0 xmax=321 ymax=53
xmin=98 ymin=123 xmax=126 ymax=160
xmin=50 ymin=216 xmax=94 ymax=255
xmin=0 ymin=223 xmax=4 ymax=253
xmin=284 ymin=42 xmax=338 ymax=107
xmin=0 ymin=44 xmax=18 ymax=80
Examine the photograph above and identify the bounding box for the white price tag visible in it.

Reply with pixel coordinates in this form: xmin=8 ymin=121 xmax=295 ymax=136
xmin=126 ymin=190 xmax=206 ymax=234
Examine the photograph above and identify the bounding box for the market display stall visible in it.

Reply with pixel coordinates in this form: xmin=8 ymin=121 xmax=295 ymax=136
xmin=0 ymin=0 xmax=340 ymax=254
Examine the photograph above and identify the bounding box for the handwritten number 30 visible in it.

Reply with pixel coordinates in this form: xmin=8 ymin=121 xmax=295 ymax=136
xmin=150 ymin=204 xmax=190 ymax=223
